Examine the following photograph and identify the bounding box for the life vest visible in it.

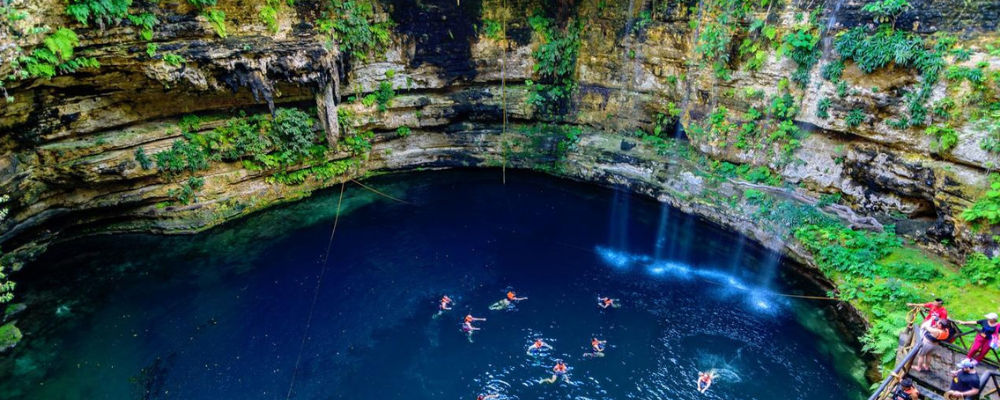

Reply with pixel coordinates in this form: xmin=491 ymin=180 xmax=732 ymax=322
xmin=507 ymin=292 xmax=516 ymax=300
xmin=891 ymin=387 xmax=917 ymax=400
xmin=553 ymin=363 xmax=566 ymax=373
xmin=465 ymin=315 xmax=473 ymax=323
xmin=603 ymin=298 xmax=612 ymax=306
xmin=533 ymin=340 xmax=543 ymax=348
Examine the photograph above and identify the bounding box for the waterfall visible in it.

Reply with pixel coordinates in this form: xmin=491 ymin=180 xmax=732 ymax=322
xmin=653 ymin=202 xmax=670 ymax=261
xmin=608 ymin=188 xmax=631 ymax=251
xmin=821 ymin=0 xmax=846 ymax=58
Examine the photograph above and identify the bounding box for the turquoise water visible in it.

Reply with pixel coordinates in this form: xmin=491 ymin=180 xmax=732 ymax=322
xmin=0 ymin=170 xmax=867 ymax=399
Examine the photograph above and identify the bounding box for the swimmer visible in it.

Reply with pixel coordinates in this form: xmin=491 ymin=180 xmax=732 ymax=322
xmin=489 ymin=298 xmax=512 ymax=311
xmin=583 ymin=337 xmax=607 ymax=358
xmin=462 ymin=314 xmax=486 ymax=342
xmin=697 ymin=370 xmax=717 ymax=394
xmin=507 ymin=291 xmax=528 ymax=302
xmin=433 ymin=295 xmax=454 ymax=319
xmin=597 ymin=296 xmax=620 ymax=309
xmin=476 ymin=394 xmax=499 ymax=400
xmin=526 ymin=339 xmax=553 ymax=355
xmin=540 ymin=359 xmax=571 ymax=384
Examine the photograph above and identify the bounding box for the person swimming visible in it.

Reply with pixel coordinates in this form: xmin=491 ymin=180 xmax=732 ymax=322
xmin=584 ymin=337 xmax=607 ymax=358
xmin=540 ymin=359 xmax=571 ymax=384
xmin=433 ymin=295 xmax=454 ymax=319
xmin=507 ymin=291 xmax=527 ymax=302
xmin=462 ymin=314 xmax=486 ymax=342
xmin=476 ymin=394 xmax=499 ymax=400
xmin=697 ymin=370 xmax=717 ymax=394
xmin=597 ymin=296 xmax=620 ymax=309
xmin=526 ymin=339 xmax=553 ymax=355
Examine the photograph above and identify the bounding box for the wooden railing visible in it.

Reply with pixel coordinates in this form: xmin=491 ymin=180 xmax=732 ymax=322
xmin=869 ymin=307 xmax=1000 ymax=400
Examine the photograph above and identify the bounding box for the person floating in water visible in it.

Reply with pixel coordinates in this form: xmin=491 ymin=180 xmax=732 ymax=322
xmin=476 ymin=394 xmax=499 ymax=400
xmin=584 ymin=337 xmax=607 ymax=358
xmin=597 ymin=296 xmax=620 ymax=309
xmin=507 ymin=291 xmax=527 ymax=302
xmin=697 ymin=370 xmax=717 ymax=394
xmin=433 ymin=295 xmax=454 ymax=319
xmin=526 ymin=339 xmax=553 ymax=355
xmin=540 ymin=359 xmax=571 ymax=384
xmin=490 ymin=291 xmax=527 ymax=311
xmin=462 ymin=314 xmax=486 ymax=342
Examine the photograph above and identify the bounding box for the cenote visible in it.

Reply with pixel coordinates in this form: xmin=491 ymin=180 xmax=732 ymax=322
xmin=1 ymin=170 xmax=867 ymax=399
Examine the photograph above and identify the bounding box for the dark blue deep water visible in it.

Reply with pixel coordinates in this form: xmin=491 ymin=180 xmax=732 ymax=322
xmin=0 ymin=170 xmax=867 ymax=400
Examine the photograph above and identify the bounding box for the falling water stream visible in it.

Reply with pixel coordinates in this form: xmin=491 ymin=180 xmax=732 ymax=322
xmin=0 ymin=170 xmax=868 ymax=400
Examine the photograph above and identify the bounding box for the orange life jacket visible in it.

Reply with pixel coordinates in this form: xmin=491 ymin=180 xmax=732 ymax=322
xmin=507 ymin=292 xmax=516 ymax=300
xmin=553 ymin=363 xmax=566 ymax=373
xmin=465 ymin=315 xmax=473 ymax=323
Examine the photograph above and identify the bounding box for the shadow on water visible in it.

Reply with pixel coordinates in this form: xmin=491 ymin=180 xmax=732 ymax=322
xmin=0 ymin=169 xmax=867 ymax=400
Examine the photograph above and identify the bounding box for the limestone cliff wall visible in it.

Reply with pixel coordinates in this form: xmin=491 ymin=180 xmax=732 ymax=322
xmin=2 ymin=0 xmax=999 ymax=270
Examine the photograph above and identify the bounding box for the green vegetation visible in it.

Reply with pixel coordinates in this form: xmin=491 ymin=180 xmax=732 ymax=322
xmin=845 ymin=109 xmax=865 ymax=128
xmin=163 ymin=53 xmax=186 ymax=67
xmin=925 ymin=123 xmax=957 ymax=152
xmin=694 ymin=0 xmax=779 ymax=79
xmin=168 ymin=177 xmax=205 ymax=205
xmin=150 ymin=108 xmax=337 ymax=201
xmin=318 ymin=0 xmax=394 ymax=62
xmin=134 ymin=147 xmax=152 ymax=169
xmin=526 ymin=13 xmax=582 ymax=117
xmin=204 ymin=9 xmax=227 ymax=38
xmin=779 ymin=12 xmax=821 ymax=87
xmin=396 ymin=126 xmax=411 ymax=137
xmin=0 ymin=196 xmax=13 ymax=304
xmin=816 ymin=98 xmax=831 ymax=119
xmin=833 ymin=16 xmax=944 ymax=127
xmin=260 ymin=0 xmax=292 ymax=33
xmin=127 ymin=12 xmax=158 ymax=40
xmin=146 ymin=43 xmax=158 ymax=58
xmin=7 ymin=28 xmax=100 ymax=83
xmin=0 ymin=322 xmax=21 ymax=350
xmin=962 ymin=174 xmax=1000 ymax=226
xmin=66 ymin=0 xmax=132 ymax=27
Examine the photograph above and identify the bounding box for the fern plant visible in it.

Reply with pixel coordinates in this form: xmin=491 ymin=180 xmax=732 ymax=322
xmin=203 ymin=9 xmax=227 ymax=38
xmin=66 ymin=0 xmax=132 ymax=28
xmin=845 ymin=109 xmax=866 ymax=127
xmin=127 ymin=12 xmax=158 ymax=40
xmin=318 ymin=0 xmax=394 ymax=61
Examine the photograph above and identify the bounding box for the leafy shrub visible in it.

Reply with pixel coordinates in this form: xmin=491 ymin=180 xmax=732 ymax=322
xmin=396 ymin=126 xmax=411 ymax=137
xmin=11 ymin=28 xmax=100 ymax=80
xmin=270 ymin=108 xmax=319 ymax=163
xmin=318 ymin=0 xmax=394 ymax=61
xmin=203 ymin=9 xmax=227 ymax=38
xmin=821 ymin=60 xmax=844 ymax=83
xmin=169 ymin=177 xmax=205 ymax=205
xmin=163 ymin=53 xmax=185 ymax=66
xmin=526 ymin=14 xmax=582 ymax=116
xmin=0 ymin=196 xmax=13 ymax=303
xmin=145 ymin=43 xmax=158 ymax=57
xmin=155 ymin=140 xmax=209 ymax=176
xmin=127 ymin=12 xmax=158 ymax=40
xmin=374 ymin=81 xmax=395 ymax=112
xmin=187 ymin=0 xmax=217 ymax=9
xmin=259 ymin=0 xmax=282 ymax=33
xmin=962 ymin=174 xmax=1000 ymax=225
xmin=860 ymin=0 xmax=910 ymax=25
xmin=816 ymin=98 xmax=831 ymax=119
xmin=845 ymin=109 xmax=865 ymax=127
xmin=885 ymin=260 xmax=940 ymax=282
xmin=781 ymin=25 xmax=820 ymax=87
xmin=134 ymin=147 xmax=152 ymax=169
xmin=66 ymin=0 xmax=132 ymax=28
xmin=962 ymin=253 xmax=999 ymax=286
xmin=925 ymin=124 xmax=957 ymax=151
xmin=343 ymin=130 xmax=375 ymax=156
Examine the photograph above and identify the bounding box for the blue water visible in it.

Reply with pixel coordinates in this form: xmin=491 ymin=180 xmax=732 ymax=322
xmin=0 ymin=170 xmax=866 ymax=399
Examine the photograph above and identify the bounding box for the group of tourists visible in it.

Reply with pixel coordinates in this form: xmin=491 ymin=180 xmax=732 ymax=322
xmin=436 ymin=290 xmax=716 ymax=398
xmin=893 ymin=298 xmax=1000 ymax=400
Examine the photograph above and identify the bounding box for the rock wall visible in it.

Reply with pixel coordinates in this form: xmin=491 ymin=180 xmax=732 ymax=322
xmin=1 ymin=0 xmax=998 ymax=277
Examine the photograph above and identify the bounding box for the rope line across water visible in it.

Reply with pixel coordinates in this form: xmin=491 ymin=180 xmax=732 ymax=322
xmin=285 ymin=182 xmax=346 ymax=400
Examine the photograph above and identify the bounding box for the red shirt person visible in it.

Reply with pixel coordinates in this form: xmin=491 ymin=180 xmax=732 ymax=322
xmin=908 ymin=298 xmax=947 ymax=322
